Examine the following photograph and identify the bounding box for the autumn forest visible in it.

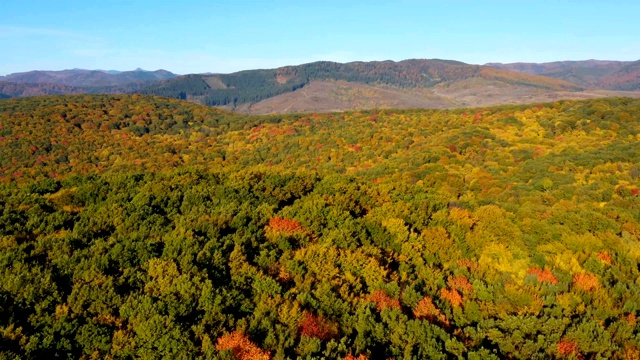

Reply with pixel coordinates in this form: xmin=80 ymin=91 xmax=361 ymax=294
xmin=1 ymin=94 xmax=640 ymax=359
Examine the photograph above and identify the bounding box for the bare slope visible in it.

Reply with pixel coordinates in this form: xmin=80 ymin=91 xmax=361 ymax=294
xmin=240 ymin=79 xmax=640 ymax=114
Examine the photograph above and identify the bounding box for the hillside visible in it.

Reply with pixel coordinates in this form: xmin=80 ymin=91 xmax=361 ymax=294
xmin=487 ymin=60 xmax=640 ymax=90
xmin=139 ymin=59 xmax=585 ymax=112
xmin=1 ymin=94 xmax=640 ymax=358
xmin=242 ymin=78 xmax=640 ymax=115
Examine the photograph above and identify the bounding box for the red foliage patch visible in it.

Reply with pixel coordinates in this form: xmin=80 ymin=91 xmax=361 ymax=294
xmin=267 ymin=217 xmax=305 ymax=235
xmin=440 ymin=288 xmax=463 ymax=308
xmin=369 ymin=290 xmax=401 ymax=312
xmin=597 ymin=251 xmax=612 ymax=265
xmin=344 ymin=354 xmax=368 ymax=360
xmin=626 ymin=313 xmax=637 ymax=326
xmin=557 ymin=338 xmax=581 ymax=358
xmin=413 ymin=296 xmax=449 ymax=325
xmin=299 ymin=312 xmax=337 ymax=340
xmin=573 ymin=272 xmax=599 ymax=291
xmin=456 ymin=259 xmax=476 ymax=272
xmin=251 ymin=125 xmax=265 ymax=133
xmin=447 ymin=275 xmax=474 ymax=294
xmin=527 ymin=267 xmax=559 ymax=284
xmin=216 ymin=331 xmax=270 ymax=360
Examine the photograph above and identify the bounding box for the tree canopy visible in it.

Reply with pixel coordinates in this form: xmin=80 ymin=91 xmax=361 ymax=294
xmin=1 ymin=95 xmax=639 ymax=358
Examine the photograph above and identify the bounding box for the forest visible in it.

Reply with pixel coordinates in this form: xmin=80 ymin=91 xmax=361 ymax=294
xmin=1 ymin=94 xmax=639 ymax=359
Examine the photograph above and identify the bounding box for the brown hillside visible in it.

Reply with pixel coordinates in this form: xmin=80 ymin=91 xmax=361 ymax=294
xmin=239 ymin=79 xmax=640 ymax=114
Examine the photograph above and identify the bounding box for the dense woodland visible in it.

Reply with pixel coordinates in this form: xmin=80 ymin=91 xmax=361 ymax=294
xmin=1 ymin=94 xmax=640 ymax=359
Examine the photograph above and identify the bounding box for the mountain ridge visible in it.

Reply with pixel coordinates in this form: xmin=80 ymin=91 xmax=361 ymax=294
xmin=3 ymin=59 xmax=640 ymax=114
xmin=137 ymin=59 xmax=583 ymax=112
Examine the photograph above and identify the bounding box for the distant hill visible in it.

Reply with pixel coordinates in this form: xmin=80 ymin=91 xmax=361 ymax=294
xmin=486 ymin=60 xmax=640 ymax=90
xmin=0 ymin=80 xmax=158 ymax=99
xmin=598 ymin=60 xmax=640 ymax=91
xmin=0 ymin=68 xmax=178 ymax=87
xmin=139 ymin=59 xmax=585 ymax=112
xmin=0 ymin=81 xmax=83 ymax=98
xmin=0 ymin=69 xmax=178 ymax=98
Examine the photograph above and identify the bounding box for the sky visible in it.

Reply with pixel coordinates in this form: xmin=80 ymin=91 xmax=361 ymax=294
xmin=1 ymin=0 xmax=639 ymax=75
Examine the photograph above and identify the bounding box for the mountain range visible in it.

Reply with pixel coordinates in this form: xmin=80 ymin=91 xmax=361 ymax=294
xmin=2 ymin=59 xmax=639 ymax=113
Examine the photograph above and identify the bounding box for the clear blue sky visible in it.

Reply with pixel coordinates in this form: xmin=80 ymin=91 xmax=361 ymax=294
xmin=1 ymin=0 xmax=639 ymax=75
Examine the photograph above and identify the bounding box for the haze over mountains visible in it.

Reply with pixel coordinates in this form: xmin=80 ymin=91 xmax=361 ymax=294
xmin=486 ymin=60 xmax=640 ymax=91
xmin=0 ymin=68 xmax=177 ymax=98
xmin=2 ymin=59 xmax=639 ymax=113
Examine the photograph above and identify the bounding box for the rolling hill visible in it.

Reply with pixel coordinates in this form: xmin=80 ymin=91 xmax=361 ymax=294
xmin=486 ymin=59 xmax=640 ymax=90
